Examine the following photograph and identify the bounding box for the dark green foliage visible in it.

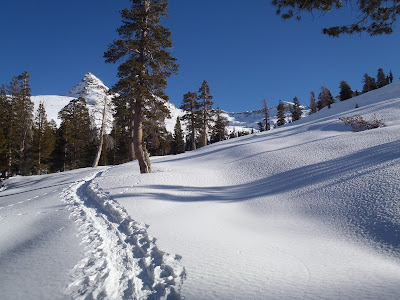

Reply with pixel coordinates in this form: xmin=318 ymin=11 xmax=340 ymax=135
xmin=291 ymin=97 xmax=302 ymax=121
xmin=198 ymin=81 xmax=214 ymax=147
xmin=273 ymin=0 xmax=400 ymax=36
xmin=180 ymin=91 xmax=199 ymax=151
xmin=276 ymin=101 xmax=286 ymax=126
xmin=171 ymin=117 xmax=185 ymax=154
xmin=362 ymin=73 xmax=377 ymax=93
xmin=104 ymin=0 xmax=178 ymax=173
xmin=309 ymin=91 xmax=317 ymax=115
xmin=211 ymin=107 xmax=228 ymax=143
xmin=318 ymin=86 xmax=334 ymax=109
xmin=31 ymin=103 xmax=56 ymax=174
xmin=339 ymin=81 xmax=353 ymax=101
xmin=58 ymin=97 xmax=95 ymax=170
xmin=6 ymin=72 xmax=34 ymax=175
xmin=0 ymin=128 xmax=7 ymax=176
xmin=376 ymin=68 xmax=388 ymax=88
xmin=257 ymin=122 xmax=264 ymax=132
xmin=389 ymin=70 xmax=394 ymax=83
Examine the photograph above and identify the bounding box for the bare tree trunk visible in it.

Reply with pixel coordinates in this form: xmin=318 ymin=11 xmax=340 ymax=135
xmin=133 ymin=101 xmax=151 ymax=173
xmin=128 ymin=118 xmax=135 ymax=161
xmin=93 ymin=96 xmax=108 ymax=168
xmin=202 ymin=99 xmax=207 ymax=147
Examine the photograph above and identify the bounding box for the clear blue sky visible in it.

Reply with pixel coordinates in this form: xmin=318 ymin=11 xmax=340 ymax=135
xmin=1 ymin=0 xmax=400 ymax=112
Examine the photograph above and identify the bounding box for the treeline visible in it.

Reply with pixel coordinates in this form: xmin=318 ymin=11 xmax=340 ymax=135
xmin=0 ymin=72 xmax=101 ymax=177
xmin=253 ymin=68 xmax=394 ymax=131
xmin=0 ymin=73 xmax=231 ymax=178
xmin=309 ymin=68 xmax=394 ymax=115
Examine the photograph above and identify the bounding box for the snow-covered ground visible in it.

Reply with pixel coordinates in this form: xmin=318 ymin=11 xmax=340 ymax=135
xmin=1 ymin=80 xmax=400 ymax=299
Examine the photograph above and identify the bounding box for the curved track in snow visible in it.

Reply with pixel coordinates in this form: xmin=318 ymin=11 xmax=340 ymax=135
xmin=62 ymin=168 xmax=185 ymax=300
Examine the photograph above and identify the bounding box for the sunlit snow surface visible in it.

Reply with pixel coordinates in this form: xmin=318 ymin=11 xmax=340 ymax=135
xmin=1 ymin=81 xmax=400 ymax=299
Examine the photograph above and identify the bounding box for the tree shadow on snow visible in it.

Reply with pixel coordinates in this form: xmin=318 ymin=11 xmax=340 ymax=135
xmin=114 ymin=140 xmax=400 ymax=252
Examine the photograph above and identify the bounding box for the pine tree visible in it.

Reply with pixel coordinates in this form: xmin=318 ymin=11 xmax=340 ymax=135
xmin=309 ymin=91 xmax=317 ymax=114
xmin=277 ymin=100 xmax=286 ymax=126
xmin=6 ymin=73 xmax=34 ymax=175
xmin=32 ymin=103 xmax=56 ymax=174
xmin=318 ymin=86 xmax=334 ymax=109
xmin=273 ymin=0 xmax=400 ymax=36
xmin=211 ymin=107 xmax=228 ymax=143
xmin=362 ymin=73 xmax=377 ymax=93
xmin=263 ymin=99 xmax=270 ymax=130
xmin=171 ymin=117 xmax=185 ymax=154
xmin=180 ymin=91 xmax=199 ymax=151
xmin=0 ymin=128 xmax=6 ymax=177
xmin=389 ymin=70 xmax=394 ymax=83
xmin=198 ymin=80 xmax=214 ymax=147
xmin=339 ymin=80 xmax=353 ymax=101
xmin=0 ymin=84 xmax=10 ymax=176
xmin=58 ymin=97 xmax=94 ymax=170
xmin=291 ymin=97 xmax=302 ymax=121
xmin=376 ymin=68 xmax=388 ymax=88
xmin=104 ymin=0 xmax=178 ymax=174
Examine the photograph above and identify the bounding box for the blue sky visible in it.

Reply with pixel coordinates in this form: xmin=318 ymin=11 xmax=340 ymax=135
xmin=1 ymin=0 xmax=400 ymax=112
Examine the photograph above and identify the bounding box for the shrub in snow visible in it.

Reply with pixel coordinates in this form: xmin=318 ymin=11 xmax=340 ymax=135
xmin=339 ymin=115 xmax=385 ymax=132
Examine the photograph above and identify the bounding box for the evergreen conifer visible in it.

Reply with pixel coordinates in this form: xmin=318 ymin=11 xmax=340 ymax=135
xmin=277 ymin=101 xmax=286 ymax=126
xmin=309 ymin=91 xmax=317 ymax=114
xmin=171 ymin=117 xmax=185 ymax=154
xmin=339 ymin=81 xmax=353 ymax=101
xmin=362 ymin=73 xmax=377 ymax=93
xmin=104 ymin=0 xmax=178 ymax=174
xmin=376 ymin=68 xmax=388 ymax=88
xmin=197 ymin=81 xmax=214 ymax=147
xmin=180 ymin=91 xmax=199 ymax=151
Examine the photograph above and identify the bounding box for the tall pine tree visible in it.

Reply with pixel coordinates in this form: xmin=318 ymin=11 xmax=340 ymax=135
xmin=197 ymin=80 xmax=214 ymax=147
xmin=309 ymin=91 xmax=317 ymax=114
xmin=32 ymin=103 xmax=56 ymax=174
xmin=58 ymin=98 xmax=94 ymax=170
xmin=211 ymin=107 xmax=228 ymax=143
xmin=180 ymin=91 xmax=199 ymax=151
xmin=171 ymin=117 xmax=185 ymax=154
xmin=376 ymin=68 xmax=388 ymax=88
xmin=291 ymin=97 xmax=302 ymax=121
xmin=276 ymin=101 xmax=286 ymax=126
xmin=104 ymin=0 xmax=178 ymax=174
xmin=318 ymin=86 xmax=334 ymax=109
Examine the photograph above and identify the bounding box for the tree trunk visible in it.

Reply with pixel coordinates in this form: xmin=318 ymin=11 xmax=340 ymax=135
xmin=202 ymin=101 xmax=207 ymax=147
xmin=133 ymin=101 xmax=151 ymax=174
xmin=93 ymin=96 xmax=108 ymax=168
xmin=128 ymin=118 xmax=135 ymax=161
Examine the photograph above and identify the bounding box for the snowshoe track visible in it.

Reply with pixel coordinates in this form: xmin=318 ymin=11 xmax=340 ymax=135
xmin=62 ymin=169 xmax=185 ymax=300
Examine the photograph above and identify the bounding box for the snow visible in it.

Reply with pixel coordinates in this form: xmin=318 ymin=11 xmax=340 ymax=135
xmin=1 ymin=80 xmax=400 ymax=299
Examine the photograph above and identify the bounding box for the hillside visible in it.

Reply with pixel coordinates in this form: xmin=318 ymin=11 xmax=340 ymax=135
xmin=2 ymin=79 xmax=399 ymax=299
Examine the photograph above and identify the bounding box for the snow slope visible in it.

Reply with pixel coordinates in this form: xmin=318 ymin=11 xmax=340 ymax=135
xmin=1 ymin=80 xmax=400 ymax=299
xmin=95 ymin=81 xmax=400 ymax=298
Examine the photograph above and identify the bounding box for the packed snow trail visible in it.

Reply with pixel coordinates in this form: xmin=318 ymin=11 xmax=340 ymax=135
xmin=0 ymin=167 xmax=185 ymax=299
xmin=62 ymin=168 xmax=185 ymax=299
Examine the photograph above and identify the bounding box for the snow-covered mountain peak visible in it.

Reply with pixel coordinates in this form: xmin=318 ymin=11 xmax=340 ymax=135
xmin=68 ymin=72 xmax=109 ymax=105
